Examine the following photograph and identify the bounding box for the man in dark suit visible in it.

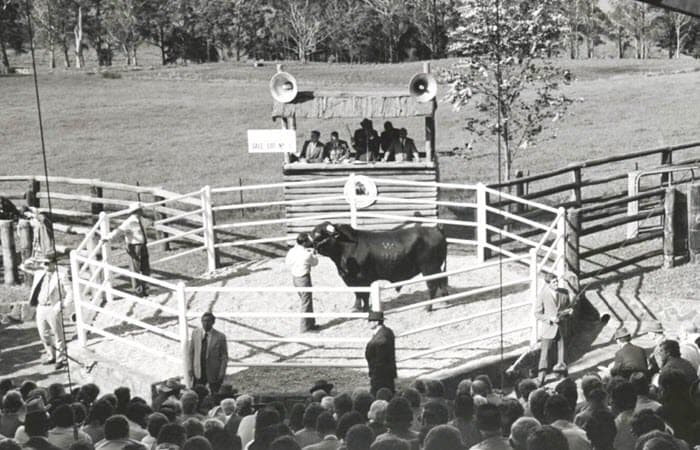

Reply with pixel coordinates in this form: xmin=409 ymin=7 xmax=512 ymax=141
xmin=188 ymin=312 xmax=229 ymax=394
xmin=534 ymin=273 xmax=572 ymax=384
xmin=658 ymin=339 xmax=698 ymax=386
xmin=384 ymin=128 xmax=418 ymax=162
xmin=324 ymin=131 xmax=350 ymax=163
xmin=365 ymin=312 xmax=397 ymax=395
xmin=380 ymin=121 xmax=399 ymax=160
xmin=352 ymin=119 xmax=380 ymax=162
xmin=611 ymin=326 xmax=648 ymax=379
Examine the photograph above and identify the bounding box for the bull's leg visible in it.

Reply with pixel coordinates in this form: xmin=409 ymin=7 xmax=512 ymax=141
xmin=352 ymin=293 xmax=370 ymax=312
xmin=425 ymin=279 xmax=439 ymax=312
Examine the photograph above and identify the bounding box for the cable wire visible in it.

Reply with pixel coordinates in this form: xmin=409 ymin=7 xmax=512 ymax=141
xmin=24 ymin=0 xmax=75 ymax=395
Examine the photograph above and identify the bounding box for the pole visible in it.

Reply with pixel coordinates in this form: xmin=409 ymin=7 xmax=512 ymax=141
xmin=529 ymin=248 xmax=538 ymax=347
xmin=349 ymin=174 xmax=358 ymax=228
xmin=201 ymin=186 xmax=218 ymax=271
xmin=70 ymin=251 xmax=87 ymax=346
xmin=476 ymin=183 xmax=487 ymax=262
xmin=0 ymin=220 xmax=18 ymax=285
xmin=99 ymin=212 xmax=113 ymax=303
xmin=556 ymin=207 xmax=567 ymax=277
xmin=370 ymin=281 xmax=382 ymax=313
xmin=663 ymin=187 xmax=677 ymax=269
xmin=176 ymin=282 xmax=191 ymax=387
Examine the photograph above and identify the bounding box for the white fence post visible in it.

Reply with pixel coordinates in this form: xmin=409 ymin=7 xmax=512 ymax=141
xmin=627 ymin=171 xmax=640 ymax=238
xmin=476 ymin=183 xmax=487 ymax=262
xmin=70 ymin=251 xmax=87 ymax=346
xmin=99 ymin=212 xmax=113 ymax=303
xmin=176 ymin=282 xmax=191 ymax=387
xmin=201 ymin=186 xmax=218 ymax=272
xmin=348 ymin=174 xmax=358 ymax=228
xmin=529 ymin=248 xmax=539 ymax=347
xmin=556 ymin=207 xmax=566 ymax=277
xmin=370 ymin=281 xmax=382 ymax=313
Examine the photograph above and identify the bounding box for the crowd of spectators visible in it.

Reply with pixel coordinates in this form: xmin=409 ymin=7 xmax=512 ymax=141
xmin=2 ymin=357 xmax=700 ymax=450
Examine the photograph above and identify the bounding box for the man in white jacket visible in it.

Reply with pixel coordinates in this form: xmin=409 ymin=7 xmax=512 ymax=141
xmin=29 ymin=258 xmax=71 ymax=370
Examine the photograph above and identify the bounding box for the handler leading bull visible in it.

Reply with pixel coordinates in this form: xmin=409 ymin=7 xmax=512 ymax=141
xmin=310 ymin=221 xmax=448 ymax=312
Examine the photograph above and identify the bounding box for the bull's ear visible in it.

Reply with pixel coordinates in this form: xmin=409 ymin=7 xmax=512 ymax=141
xmin=335 ymin=225 xmax=357 ymax=243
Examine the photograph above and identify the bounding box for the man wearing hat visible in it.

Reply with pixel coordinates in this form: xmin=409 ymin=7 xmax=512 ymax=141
xmin=643 ymin=320 xmax=666 ymax=376
xmin=365 ymin=312 xmax=397 ymax=395
xmin=188 ymin=312 xmax=228 ymax=394
xmin=534 ymin=273 xmax=572 ymax=384
xmin=611 ymin=326 xmax=647 ymax=379
xmin=101 ymin=202 xmax=150 ymax=297
xmin=29 ymin=259 xmax=70 ymax=370
xmin=352 ymin=119 xmax=380 ymax=162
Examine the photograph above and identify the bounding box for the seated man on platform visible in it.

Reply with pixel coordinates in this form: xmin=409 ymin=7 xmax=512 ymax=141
xmin=324 ymin=131 xmax=350 ymax=164
xmin=384 ymin=128 xmax=418 ymax=162
xmin=292 ymin=130 xmax=325 ymax=163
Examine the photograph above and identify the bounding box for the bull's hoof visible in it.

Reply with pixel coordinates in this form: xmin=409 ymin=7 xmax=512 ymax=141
xmin=351 ymin=307 xmax=363 ymax=313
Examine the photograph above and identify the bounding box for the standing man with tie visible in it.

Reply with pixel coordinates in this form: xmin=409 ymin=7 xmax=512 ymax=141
xmin=188 ymin=312 xmax=228 ymax=394
xmin=101 ymin=202 xmax=150 ymax=297
xmin=29 ymin=258 xmax=71 ymax=370
xmin=534 ymin=273 xmax=572 ymax=385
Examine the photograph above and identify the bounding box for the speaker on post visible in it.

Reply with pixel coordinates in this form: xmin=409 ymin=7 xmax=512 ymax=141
xmin=270 ymin=70 xmax=298 ymax=103
xmin=408 ymin=72 xmax=437 ymax=103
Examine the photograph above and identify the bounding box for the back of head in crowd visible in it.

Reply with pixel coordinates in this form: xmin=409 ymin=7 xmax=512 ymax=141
xmin=303 ymin=403 xmax=325 ymax=430
xmin=499 ymin=398 xmax=525 ymax=436
xmin=526 ymin=425 xmax=569 ymax=450
xmin=544 ymin=394 xmax=572 ymax=423
xmin=105 ymin=415 xmax=130 ymax=440
xmin=631 ymin=410 xmax=666 ymax=438
xmin=147 ymin=412 xmax=169 ymax=439
xmin=25 ymin=411 xmax=50 ymax=437
xmin=183 ymin=436 xmax=212 ymax=450
xmin=385 ymin=397 xmax=413 ymax=432
xmin=635 ymin=430 xmax=681 ymax=450
xmin=288 ymin=403 xmax=305 ymax=432
xmin=368 ymin=400 xmax=388 ymax=424
xmin=316 ymin=411 xmax=337 ymax=437
xmin=376 ymin=388 xmax=393 ymax=402
xmin=584 ymin=409 xmax=616 ymax=450
xmin=454 ymin=393 xmax=475 ymax=421
xmin=630 ymin=372 xmax=651 ymax=397
xmin=528 ymin=389 xmax=550 ymax=424
xmin=555 ymin=378 xmax=578 ymax=412
xmin=581 ymin=375 xmax=603 ymax=401
xmin=334 ymin=393 xmax=353 ymax=418
xmin=158 ymin=423 xmax=188 ymax=448
xmin=2 ymin=391 xmax=24 ymax=414
xmin=337 ymin=411 xmax=364 ymax=441
xmin=420 ymin=400 xmax=449 ymax=427
xmin=353 ymin=391 xmax=375 ymax=419
xmin=183 ymin=417 xmax=204 ymax=438
xmin=610 ymin=380 xmax=636 ymax=414
xmin=269 ymin=436 xmax=301 ymax=450
xmin=369 ymin=437 xmax=410 ymax=450
xmin=509 ymin=417 xmax=541 ymax=450
xmin=424 ymin=424 xmax=465 ymax=450
xmin=424 ymin=379 xmax=445 ymax=398
xmin=204 ymin=427 xmax=241 ymax=450
xmin=345 ymin=424 xmax=373 ymax=450
xmin=516 ymin=379 xmax=538 ymax=403
xmin=475 ymin=403 xmax=501 ymax=435
xmin=51 ymin=403 xmax=75 ymax=428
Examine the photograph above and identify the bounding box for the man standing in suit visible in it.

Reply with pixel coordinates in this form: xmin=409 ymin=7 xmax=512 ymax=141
xmin=188 ymin=312 xmax=228 ymax=394
xmin=534 ymin=273 xmax=572 ymax=384
xmin=365 ymin=312 xmax=397 ymax=395
xmin=29 ymin=259 xmax=71 ymax=370
xmin=611 ymin=327 xmax=648 ymax=379
xmin=384 ymin=128 xmax=418 ymax=162
xmin=352 ymin=119 xmax=380 ymax=162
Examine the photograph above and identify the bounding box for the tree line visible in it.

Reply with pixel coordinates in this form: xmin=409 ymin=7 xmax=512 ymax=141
xmin=1 ymin=0 xmax=699 ymax=74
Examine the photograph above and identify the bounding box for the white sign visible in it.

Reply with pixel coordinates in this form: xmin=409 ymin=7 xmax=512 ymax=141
xmin=247 ymin=129 xmax=297 ymax=153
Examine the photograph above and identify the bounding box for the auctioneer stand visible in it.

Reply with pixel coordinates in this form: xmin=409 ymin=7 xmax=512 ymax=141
xmin=271 ymin=64 xmax=440 ymax=235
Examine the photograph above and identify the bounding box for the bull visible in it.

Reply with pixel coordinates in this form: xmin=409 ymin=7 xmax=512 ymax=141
xmin=310 ymin=221 xmax=448 ymax=312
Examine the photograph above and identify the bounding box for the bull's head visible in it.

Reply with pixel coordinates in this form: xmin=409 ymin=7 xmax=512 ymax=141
xmin=310 ymin=221 xmax=339 ymax=256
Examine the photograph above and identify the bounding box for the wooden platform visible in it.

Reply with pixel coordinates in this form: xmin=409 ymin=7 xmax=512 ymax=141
xmin=283 ymin=162 xmax=438 ymax=234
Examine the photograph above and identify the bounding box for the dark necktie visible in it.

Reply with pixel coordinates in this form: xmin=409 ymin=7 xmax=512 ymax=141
xmin=200 ymin=332 xmax=208 ymax=380
xmin=29 ymin=273 xmax=47 ymax=307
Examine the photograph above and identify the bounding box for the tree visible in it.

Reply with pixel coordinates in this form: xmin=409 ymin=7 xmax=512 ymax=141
xmin=444 ymin=0 xmax=574 ymax=181
xmin=363 ymin=0 xmax=406 ymax=62
xmin=610 ymin=0 xmax=661 ymax=59
xmin=32 ymin=0 xmax=74 ymax=68
xmin=281 ymin=0 xmax=329 ymax=63
xmin=407 ymin=0 xmax=460 ymax=59
xmin=103 ymin=0 xmax=142 ymax=65
xmin=669 ymin=12 xmax=693 ymax=58
xmin=0 ymin=0 xmax=26 ymax=74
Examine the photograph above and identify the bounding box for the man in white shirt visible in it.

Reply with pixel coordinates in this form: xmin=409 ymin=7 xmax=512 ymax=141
xmin=29 ymin=258 xmax=71 ymax=370
xmin=285 ymin=233 xmax=319 ymax=333
xmin=102 ymin=203 xmax=150 ymax=297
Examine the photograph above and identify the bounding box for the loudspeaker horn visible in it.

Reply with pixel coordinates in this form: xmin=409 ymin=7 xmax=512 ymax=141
xmin=270 ymin=70 xmax=298 ymax=103
xmin=408 ymin=72 xmax=437 ymax=103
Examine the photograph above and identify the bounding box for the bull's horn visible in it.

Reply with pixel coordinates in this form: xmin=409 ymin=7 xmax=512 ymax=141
xmin=325 ymin=224 xmax=335 ymax=233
